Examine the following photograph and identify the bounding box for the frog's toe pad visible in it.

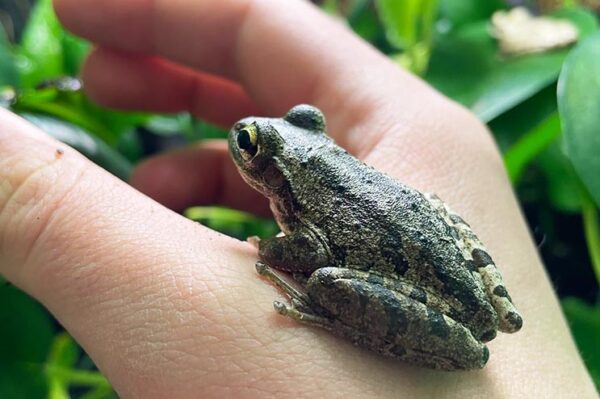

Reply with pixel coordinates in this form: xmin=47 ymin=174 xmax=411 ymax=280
xmin=247 ymin=235 xmax=261 ymax=249
xmin=273 ymin=301 xmax=289 ymax=316
xmin=255 ymin=261 xmax=267 ymax=275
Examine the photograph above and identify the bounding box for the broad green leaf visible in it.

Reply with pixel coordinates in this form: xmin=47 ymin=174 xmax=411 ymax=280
xmin=426 ymin=22 xmax=569 ymax=122
xmin=21 ymin=113 xmax=133 ymax=180
xmin=17 ymin=0 xmax=64 ymax=88
xmin=375 ymin=0 xmax=438 ymax=73
xmin=536 ymin=142 xmax=582 ymax=212
xmin=116 ymin=130 xmax=144 ymax=163
xmin=426 ymin=7 xmax=599 ymax=122
xmin=562 ymin=298 xmax=600 ymax=389
xmin=0 ymin=285 xmax=54 ymax=399
xmin=490 ymin=84 xmax=558 ymax=152
xmin=377 ymin=0 xmax=421 ymax=49
xmin=552 ymin=7 xmax=600 ymax=40
xmin=13 ymin=86 xmax=144 ymax=146
xmin=0 ymin=29 xmax=17 ymax=86
xmin=145 ymin=113 xmax=194 ymax=137
xmin=185 ymin=206 xmax=278 ymax=240
xmin=79 ymin=97 xmax=149 ymax=143
xmin=348 ymin=1 xmax=385 ymax=45
xmin=188 ymin=120 xmax=229 ymax=141
xmin=61 ymin=32 xmax=91 ymax=76
xmin=504 ymin=113 xmax=561 ymax=183
xmin=438 ymin=0 xmax=505 ymax=30
xmin=558 ymin=31 xmax=600 ymax=206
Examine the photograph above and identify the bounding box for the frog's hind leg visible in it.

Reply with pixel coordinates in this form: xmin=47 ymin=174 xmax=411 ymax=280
xmin=306 ymin=267 xmax=489 ymax=370
xmin=425 ymin=194 xmax=523 ymax=333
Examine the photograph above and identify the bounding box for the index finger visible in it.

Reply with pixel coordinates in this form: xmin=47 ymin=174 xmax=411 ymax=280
xmin=53 ymin=0 xmax=439 ymax=139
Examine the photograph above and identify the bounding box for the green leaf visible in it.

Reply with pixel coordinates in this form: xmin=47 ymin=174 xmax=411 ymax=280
xmin=0 ymin=285 xmax=54 ymax=399
xmin=562 ymin=298 xmax=600 ymax=389
xmin=347 ymin=0 xmax=384 ymax=44
xmin=578 ymin=183 xmax=600 ymax=285
xmin=13 ymin=86 xmax=145 ymax=146
xmin=504 ymin=113 xmax=561 ymax=183
xmin=145 ymin=113 xmax=194 ymax=137
xmin=552 ymin=7 xmax=600 ymax=40
xmin=426 ymin=7 xmax=599 ymax=122
xmin=490 ymin=84 xmax=559 ymax=152
xmin=188 ymin=120 xmax=229 ymax=141
xmin=558 ymin=31 xmax=600 ymax=207
xmin=61 ymin=32 xmax=91 ymax=76
xmin=21 ymin=113 xmax=133 ymax=180
xmin=438 ymin=0 xmax=505 ymax=30
xmin=47 ymin=334 xmax=79 ymax=369
xmin=185 ymin=206 xmax=278 ymax=240
xmin=46 ymin=334 xmax=79 ymax=399
xmin=426 ymin=22 xmax=569 ymax=122
xmin=0 ymin=29 xmax=18 ymax=87
xmin=375 ymin=0 xmax=438 ymax=74
xmin=17 ymin=0 xmax=64 ymax=88
xmin=537 ymin=142 xmax=582 ymax=212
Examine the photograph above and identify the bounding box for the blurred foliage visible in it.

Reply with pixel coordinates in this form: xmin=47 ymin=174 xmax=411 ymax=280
xmin=0 ymin=0 xmax=599 ymax=396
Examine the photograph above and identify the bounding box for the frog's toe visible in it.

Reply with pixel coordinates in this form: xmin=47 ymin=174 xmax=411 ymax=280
xmin=502 ymin=310 xmax=523 ymax=333
xmin=273 ymin=300 xmax=289 ymax=315
xmin=255 ymin=261 xmax=268 ymax=275
xmin=247 ymin=235 xmax=261 ymax=249
xmin=273 ymin=301 xmax=334 ymax=328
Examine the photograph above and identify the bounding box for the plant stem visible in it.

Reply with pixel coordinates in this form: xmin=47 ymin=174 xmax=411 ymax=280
xmin=579 ymin=184 xmax=600 ymax=286
xmin=14 ymin=100 xmax=117 ymax=145
xmin=504 ymin=112 xmax=562 ymax=184
xmin=45 ymin=365 xmax=111 ymax=388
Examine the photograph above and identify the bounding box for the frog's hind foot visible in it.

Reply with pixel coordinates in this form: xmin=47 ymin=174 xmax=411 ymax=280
xmin=273 ymin=301 xmax=335 ymax=329
xmin=425 ymin=193 xmax=523 ymax=333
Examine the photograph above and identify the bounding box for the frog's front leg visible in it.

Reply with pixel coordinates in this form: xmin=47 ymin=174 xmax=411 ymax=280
xmin=304 ymin=268 xmax=489 ymax=370
xmin=258 ymin=226 xmax=331 ymax=273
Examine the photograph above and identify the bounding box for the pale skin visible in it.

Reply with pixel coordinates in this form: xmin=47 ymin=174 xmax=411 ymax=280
xmin=0 ymin=0 xmax=596 ymax=397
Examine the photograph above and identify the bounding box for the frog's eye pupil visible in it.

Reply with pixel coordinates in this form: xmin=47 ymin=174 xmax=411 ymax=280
xmin=237 ymin=126 xmax=259 ymax=160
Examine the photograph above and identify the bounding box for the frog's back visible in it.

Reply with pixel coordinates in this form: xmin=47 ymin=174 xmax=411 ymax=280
xmin=286 ymin=144 xmax=497 ymax=336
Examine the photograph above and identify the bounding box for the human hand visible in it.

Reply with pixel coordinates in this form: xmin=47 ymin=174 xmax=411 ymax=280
xmin=0 ymin=0 xmax=595 ymax=397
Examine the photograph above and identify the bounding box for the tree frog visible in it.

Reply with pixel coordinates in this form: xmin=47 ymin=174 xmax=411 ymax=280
xmin=228 ymin=105 xmax=523 ymax=370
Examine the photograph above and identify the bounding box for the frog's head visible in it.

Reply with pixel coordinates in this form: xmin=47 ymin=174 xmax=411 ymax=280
xmin=228 ymin=104 xmax=326 ymax=197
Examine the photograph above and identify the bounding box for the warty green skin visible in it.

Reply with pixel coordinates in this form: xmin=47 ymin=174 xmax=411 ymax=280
xmin=229 ymin=105 xmax=523 ymax=371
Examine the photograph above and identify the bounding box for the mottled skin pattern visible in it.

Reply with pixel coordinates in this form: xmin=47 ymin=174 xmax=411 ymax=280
xmin=229 ymin=105 xmax=523 ymax=371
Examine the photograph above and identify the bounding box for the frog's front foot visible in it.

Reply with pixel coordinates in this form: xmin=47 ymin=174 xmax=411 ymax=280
xmin=247 ymin=235 xmax=261 ymax=249
xmin=255 ymin=261 xmax=312 ymax=308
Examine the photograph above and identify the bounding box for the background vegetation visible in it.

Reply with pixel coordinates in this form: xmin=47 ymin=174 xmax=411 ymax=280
xmin=0 ymin=0 xmax=598 ymax=397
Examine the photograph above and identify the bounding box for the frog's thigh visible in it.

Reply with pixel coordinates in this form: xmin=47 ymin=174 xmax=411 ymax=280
xmin=425 ymin=193 xmax=523 ymax=333
xmin=307 ymin=268 xmax=489 ymax=370
xmin=258 ymin=227 xmax=330 ymax=273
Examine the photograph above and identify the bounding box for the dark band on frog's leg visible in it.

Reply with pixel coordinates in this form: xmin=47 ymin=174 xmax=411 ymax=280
xmin=471 ymin=249 xmax=523 ymax=332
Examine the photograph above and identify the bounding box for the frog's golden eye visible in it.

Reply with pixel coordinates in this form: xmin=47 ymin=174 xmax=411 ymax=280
xmin=237 ymin=124 xmax=259 ymax=161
